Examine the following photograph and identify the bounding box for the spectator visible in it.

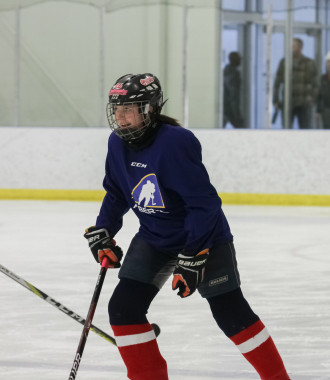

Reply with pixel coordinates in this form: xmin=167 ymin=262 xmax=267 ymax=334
xmin=316 ymin=51 xmax=330 ymax=129
xmin=223 ymin=52 xmax=245 ymax=128
xmin=273 ymin=38 xmax=318 ymax=129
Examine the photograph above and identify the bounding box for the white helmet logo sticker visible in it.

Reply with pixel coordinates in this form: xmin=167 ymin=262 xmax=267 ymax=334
xmin=113 ymin=83 xmax=123 ymax=89
xmin=140 ymin=76 xmax=154 ymax=86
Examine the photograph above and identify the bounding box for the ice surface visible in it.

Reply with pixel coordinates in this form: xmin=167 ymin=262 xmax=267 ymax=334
xmin=0 ymin=200 xmax=329 ymax=379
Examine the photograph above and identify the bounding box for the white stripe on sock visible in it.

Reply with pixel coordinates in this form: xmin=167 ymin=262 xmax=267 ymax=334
xmin=236 ymin=327 xmax=270 ymax=354
xmin=115 ymin=329 xmax=156 ymax=347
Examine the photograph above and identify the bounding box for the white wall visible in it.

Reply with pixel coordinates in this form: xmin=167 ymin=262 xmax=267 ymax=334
xmin=197 ymin=129 xmax=330 ymax=195
xmin=1 ymin=127 xmax=330 ymax=195
xmin=0 ymin=2 xmax=220 ymax=128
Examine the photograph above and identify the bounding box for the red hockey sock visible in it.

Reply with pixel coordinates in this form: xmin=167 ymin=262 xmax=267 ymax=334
xmin=112 ymin=323 xmax=168 ymax=380
xmin=230 ymin=320 xmax=290 ymax=380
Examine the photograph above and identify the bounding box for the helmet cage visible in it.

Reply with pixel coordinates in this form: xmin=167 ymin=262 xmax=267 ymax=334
xmin=106 ymin=100 xmax=153 ymax=141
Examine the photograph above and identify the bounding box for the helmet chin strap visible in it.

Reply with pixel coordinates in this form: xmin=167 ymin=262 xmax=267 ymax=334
xmin=160 ymin=98 xmax=168 ymax=112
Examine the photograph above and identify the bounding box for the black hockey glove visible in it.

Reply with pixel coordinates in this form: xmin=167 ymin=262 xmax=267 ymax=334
xmin=84 ymin=226 xmax=123 ymax=268
xmin=172 ymin=249 xmax=209 ymax=298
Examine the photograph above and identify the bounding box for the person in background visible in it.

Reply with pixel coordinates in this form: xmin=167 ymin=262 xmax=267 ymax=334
xmin=223 ymin=51 xmax=245 ymax=128
xmin=84 ymin=73 xmax=290 ymax=379
xmin=316 ymin=51 xmax=330 ymax=129
xmin=273 ymin=38 xmax=318 ymax=129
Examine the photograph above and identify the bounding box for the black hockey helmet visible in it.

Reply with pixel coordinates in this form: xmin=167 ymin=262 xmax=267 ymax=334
xmin=106 ymin=73 xmax=164 ymax=142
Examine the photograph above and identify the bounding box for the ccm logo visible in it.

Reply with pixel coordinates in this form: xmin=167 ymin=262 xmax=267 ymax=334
xmin=131 ymin=162 xmax=147 ymax=168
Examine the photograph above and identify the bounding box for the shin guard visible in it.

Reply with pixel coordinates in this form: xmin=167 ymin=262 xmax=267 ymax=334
xmin=112 ymin=323 xmax=168 ymax=380
xmin=230 ymin=320 xmax=290 ymax=380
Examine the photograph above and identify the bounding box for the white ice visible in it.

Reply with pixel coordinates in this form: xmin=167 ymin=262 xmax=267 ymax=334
xmin=0 ymin=200 xmax=329 ymax=380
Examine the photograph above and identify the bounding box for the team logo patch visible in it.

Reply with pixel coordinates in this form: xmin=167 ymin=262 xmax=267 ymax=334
xmin=131 ymin=174 xmax=164 ymax=208
xmin=140 ymin=76 xmax=154 ymax=86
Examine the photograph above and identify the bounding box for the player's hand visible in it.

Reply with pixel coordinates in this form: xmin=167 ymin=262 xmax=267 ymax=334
xmin=172 ymin=249 xmax=209 ymax=298
xmin=84 ymin=226 xmax=123 ymax=267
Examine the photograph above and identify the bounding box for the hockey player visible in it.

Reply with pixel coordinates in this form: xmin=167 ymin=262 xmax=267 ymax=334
xmin=84 ymin=73 xmax=290 ymax=379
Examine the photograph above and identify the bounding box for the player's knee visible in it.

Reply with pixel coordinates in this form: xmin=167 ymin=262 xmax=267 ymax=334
xmin=207 ymin=287 xmax=259 ymax=337
xmin=108 ymin=288 xmax=128 ymax=325
xmin=109 ymin=278 xmax=158 ymax=325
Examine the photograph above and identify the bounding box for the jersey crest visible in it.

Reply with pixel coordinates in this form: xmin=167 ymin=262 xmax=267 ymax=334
xmin=131 ymin=174 xmax=164 ymax=209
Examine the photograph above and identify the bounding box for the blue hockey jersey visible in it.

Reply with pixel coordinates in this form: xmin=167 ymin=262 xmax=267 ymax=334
xmin=96 ymin=124 xmax=233 ymax=254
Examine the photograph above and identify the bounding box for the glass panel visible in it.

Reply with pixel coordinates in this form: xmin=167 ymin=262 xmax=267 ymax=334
xmin=222 ymin=28 xmax=243 ymax=129
xmin=291 ymin=33 xmax=316 ymax=128
xmin=222 ymin=28 xmax=239 ymax=68
xmin=255 ymin=31 xmax=285 ymax=129
xmin=222 ymin=0 xmax=245 ymax=11
xmin=271 ymin=33 xmax=285 ymax=129
xmin=0 ymin=10 xmax=15 ymax=126
xmin=263 ymin=0 xmax=287 ymax=21
xmin=271 ymin=33 xmax=317 ymax=129
xmin=257 ymin=29 xmax=318 ymax=130
xmin=293 ymin=0 xmax=316 ymax=22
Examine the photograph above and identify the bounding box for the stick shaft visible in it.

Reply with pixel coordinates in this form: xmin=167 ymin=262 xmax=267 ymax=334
xmin=0 ymin=263 xmax=116 ymax=345
xmin=68 ymin=258 xmax=109 ymax=379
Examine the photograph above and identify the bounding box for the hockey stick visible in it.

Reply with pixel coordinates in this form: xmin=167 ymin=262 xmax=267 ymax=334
xmin=0 ymin=263 xmax=161 ymax=348
xmin=68 ymin=256 xmax=110 ymax=379
xmin=0 ymin=263 xmax=116 ymax=345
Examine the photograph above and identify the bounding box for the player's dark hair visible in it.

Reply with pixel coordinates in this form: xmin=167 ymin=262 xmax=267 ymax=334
xmin=128 ymin=113 xmax=182 ymax=150
xmin=157 ymin=114 xmax=182 ymax=127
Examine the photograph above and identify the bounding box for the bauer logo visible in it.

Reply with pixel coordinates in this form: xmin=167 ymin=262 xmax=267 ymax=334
xmin=131 ymin=174 xmax=164 ymax=209
xmin=69 ymin=352 xmax=81 ymax=379
xmin=140 ymin=76 xmax=154 ymax=86
xmin=209 ymin=276 xmax=228 ymax=286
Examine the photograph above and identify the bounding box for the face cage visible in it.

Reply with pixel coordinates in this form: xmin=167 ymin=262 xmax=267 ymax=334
xmin=106 ymin=101 xmax=152 ymax=142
